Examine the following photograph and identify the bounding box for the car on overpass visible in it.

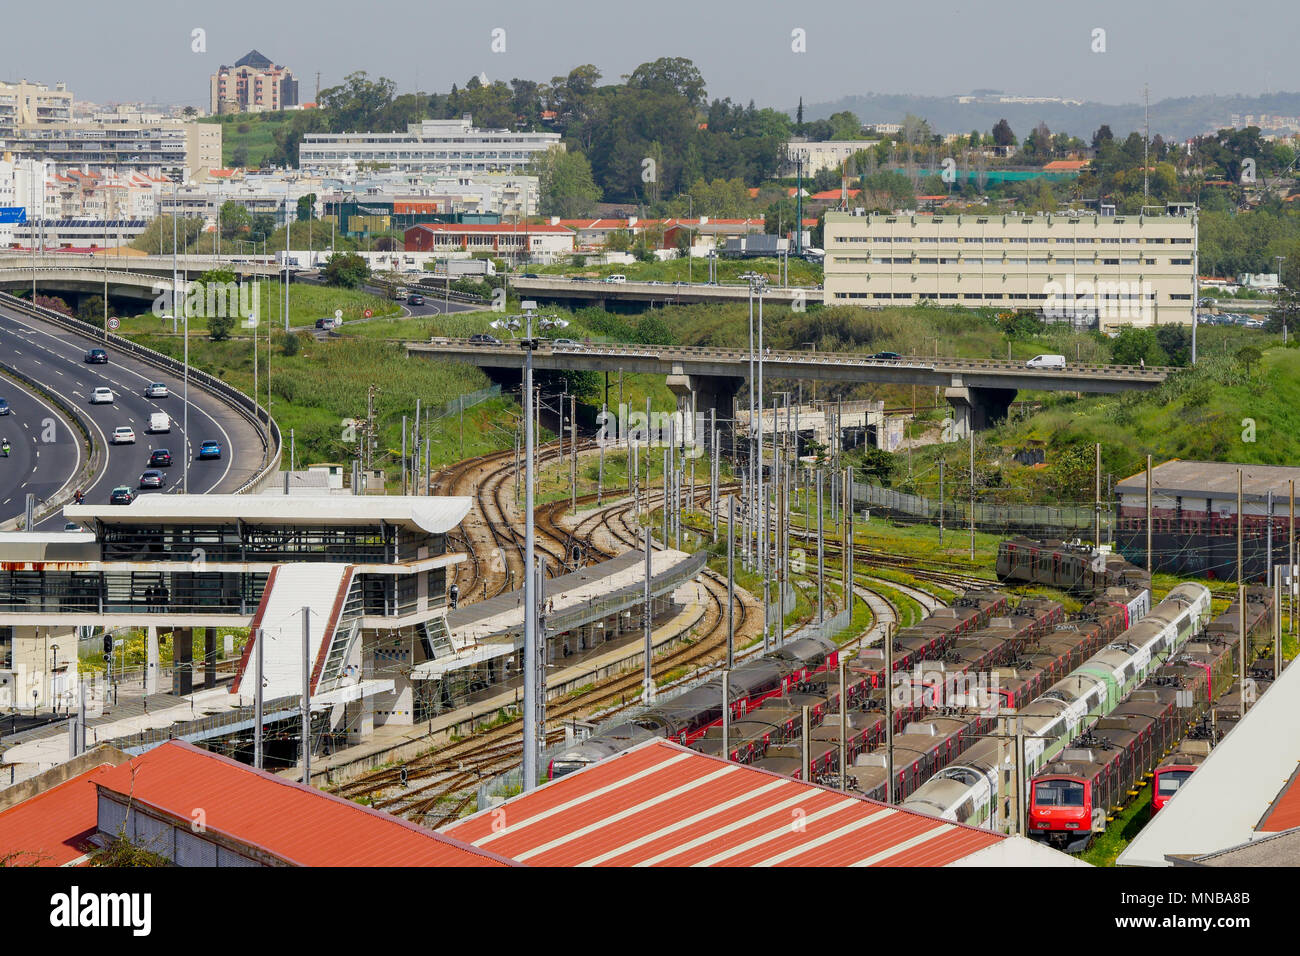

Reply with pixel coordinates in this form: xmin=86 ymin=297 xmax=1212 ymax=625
xmin=870 ymin=351 xmax=901 ymax=360
xmin=1026 ymin=354 xmax=1067 ymax=369
xmin=109 ymin=486 xmax=136 ymax=505
xmin=468 ymin=333 xmax=501 ymax=345
xmin=84 ymin=348 xmax=108 ymax=364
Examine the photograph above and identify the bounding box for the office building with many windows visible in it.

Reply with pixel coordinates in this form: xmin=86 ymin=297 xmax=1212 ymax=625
xmin=824 ymin=206 xmax=1198 ymax=328
xmin=299 ymin=116 xmax=561 ymax=176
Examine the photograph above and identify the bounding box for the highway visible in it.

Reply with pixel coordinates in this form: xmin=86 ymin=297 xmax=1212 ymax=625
xmin=0 ymin=371 xmax=83 ymax=524
xmin=0 ymin=301 xmax=266 ymax=528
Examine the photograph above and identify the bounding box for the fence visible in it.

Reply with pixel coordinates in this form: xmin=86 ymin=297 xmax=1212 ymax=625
xmin=436 ymin=384 xmax=502 ymax=420
xmin=851 ymin=478 xmax=1113 ymax=539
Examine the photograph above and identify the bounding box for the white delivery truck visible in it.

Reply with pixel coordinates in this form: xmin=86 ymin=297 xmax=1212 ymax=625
xmin=1025 ymin=354 xmax=1067 ymax=369
xmin=148 ymin=412 xmax=171 ymax=433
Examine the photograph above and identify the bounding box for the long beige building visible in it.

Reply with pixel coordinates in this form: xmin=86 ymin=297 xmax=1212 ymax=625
xmin=0 ymin=80 xmax=73 ymax=138
xmin=824 ymin=206 xmax=1198 ymax=328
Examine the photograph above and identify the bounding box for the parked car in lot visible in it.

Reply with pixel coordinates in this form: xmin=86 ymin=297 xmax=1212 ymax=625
xmin=84 ymin=348 xmax=108 ymax=364
xmin=111 ymin=426 xmax=136 ymax=444
xmin=109 ymin=486 xmax=135 ymax=505
xmin=148 ymin=448 xmax=173 ymax=468
xmin=198 ymin=440 xmax=222 ymax=460
xmin=139 ymin=469 xmax=165 ymax=489
xmin=0 ymin=398 xmax=9 ymax=416
xmin=468 ymin=333 xmax=501 ymax=345
xmin=90 ymin=387 xmax=115 ymax=404
xmin=144 ymin=383 xmax=169 ymax=398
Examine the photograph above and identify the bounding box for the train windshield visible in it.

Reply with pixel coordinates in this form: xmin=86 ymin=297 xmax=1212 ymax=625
xmin=1033 ymin=780 xmax=1085 ymax=807
xmin=549 ymin=760 xmax=587 ymax=779
xmin=1157 ymin=769 xmax=1194 ymax=796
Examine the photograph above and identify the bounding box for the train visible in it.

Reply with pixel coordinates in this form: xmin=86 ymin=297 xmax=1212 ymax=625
xmin=997 ymin=537 xmax=1149 ymax=595
xmin=547 ymin=589 xmax=1012 ymax=780
xmin=898 ymin=582 xmax=1210 ymax=829
xmin=1028 ymin=588 xmax=1276 ymax=849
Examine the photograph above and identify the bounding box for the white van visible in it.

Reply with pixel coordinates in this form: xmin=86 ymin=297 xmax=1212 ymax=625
xmin=1025 ymin=354 xmax=1067 ymax=369
xmin=603 ymin=274 xmax=627 ymax=284
xmin=148 ymin=412 xmax=171 ymax=434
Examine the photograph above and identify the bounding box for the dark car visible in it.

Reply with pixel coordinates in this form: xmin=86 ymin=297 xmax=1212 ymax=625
xmin=139 ymin=469 xmax=165 ymax=489
xmin=522 ymin=273 xmax=540 ymax=279
xmin=109 ymin=486 xmax=135 ymax=505
xmin=198 ymin=440 xmax=222 ymax=460
xmin=148 ymin=448 xmax=173 ymax=468
xmin=0 ymin=398 xmax=9 ymax=416
xmin=408 ymin=293 xmax=425 ymax=306
xmin=84 ymin=348 xmax=108 ymax=364
xmin=870 ymin=351 xmax=901 ymax=360
xmin=468 ymin=333 xmax=501 ymax=345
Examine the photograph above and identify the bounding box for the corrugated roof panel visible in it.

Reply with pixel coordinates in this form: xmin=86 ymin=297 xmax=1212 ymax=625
xmin=443 ymin=739 xmax=1017 ymax=867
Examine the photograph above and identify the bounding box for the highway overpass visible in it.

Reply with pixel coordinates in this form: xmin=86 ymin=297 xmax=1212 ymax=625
xmin=509 ymin=275 xmax=823 ymax=310
xmin=409 ymin=337 xmax=1172 ymax=436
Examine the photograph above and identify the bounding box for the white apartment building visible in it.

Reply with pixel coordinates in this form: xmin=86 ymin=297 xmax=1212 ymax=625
xmin=0 ymin=120 xmax=221 ymax=182
xmin=0 ymin=158 xmax=57 ymax=246
xmin=823 ymin=207 xmax=1199 ymax=328
xmin=299 ymin=116 xmax=562 ymax=176
xmin=783 ymin=139 xmax=878 ymax=177
xmin=0 ymin=80 xmax=74 ymax=137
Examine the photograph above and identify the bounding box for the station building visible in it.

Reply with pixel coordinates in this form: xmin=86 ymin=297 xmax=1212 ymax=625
xmin=1114 ymin=460 xmax=1300 ymax=581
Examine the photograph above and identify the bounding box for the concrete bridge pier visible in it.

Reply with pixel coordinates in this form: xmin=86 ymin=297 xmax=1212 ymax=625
xmin=945 ymin=386 xmax=1018 ymax=438
xmin=665 ymin=371 xmax=740 ymax=457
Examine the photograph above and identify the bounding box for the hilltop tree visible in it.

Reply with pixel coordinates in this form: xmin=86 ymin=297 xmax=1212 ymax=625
xmin=991 ymin=118 xmax=1016 ymax=148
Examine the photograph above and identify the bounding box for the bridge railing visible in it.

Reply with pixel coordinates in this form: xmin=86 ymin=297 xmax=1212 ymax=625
xmin=0 ymin=291 xmax=281 ymax=496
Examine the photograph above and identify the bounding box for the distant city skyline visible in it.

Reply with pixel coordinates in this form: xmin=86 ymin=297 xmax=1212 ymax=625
xmin=2 ymin=0 xmax=1294 ymax=114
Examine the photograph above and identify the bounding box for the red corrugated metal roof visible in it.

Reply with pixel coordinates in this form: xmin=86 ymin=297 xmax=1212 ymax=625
xmin=92 ymin=741 xmax=513 ymax=866
xmin=409 ymin=222 xmax=573 ymax=234
xmin=442 ymin=739 xmax=1004 ymax=866
xmin=0 ymin=764 xmax=114 ymax=866
xmin=1259 ymin=769 xmax=1300 ymax=832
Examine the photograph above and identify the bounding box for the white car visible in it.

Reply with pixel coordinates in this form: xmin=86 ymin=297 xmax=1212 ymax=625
xmin=111 ymin=426 xmax=136 ymax=444
xmin=603 ymin=274 xmax=627 ymax=284
xmin=90 ymin=387 xmax=115 ymax=404
xmin=1025 ymin=354 xmax=1067 ymax=369
xmin=144 ymin=383 xmax=169 ymax=399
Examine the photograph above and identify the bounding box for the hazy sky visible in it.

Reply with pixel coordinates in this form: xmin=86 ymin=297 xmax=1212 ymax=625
xmin=2 ymin=0 xmax=1293 ymax=110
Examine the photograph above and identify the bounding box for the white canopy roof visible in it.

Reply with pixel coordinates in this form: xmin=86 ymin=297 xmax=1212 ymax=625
xmin=65 ymin=494 xmax=473 ymax=534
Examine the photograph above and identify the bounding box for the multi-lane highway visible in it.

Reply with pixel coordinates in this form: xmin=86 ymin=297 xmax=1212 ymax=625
xmin=0 ymin=301 xmax=266 ymax=528
xmin=0 ymin=371 xmax=83 ymax=523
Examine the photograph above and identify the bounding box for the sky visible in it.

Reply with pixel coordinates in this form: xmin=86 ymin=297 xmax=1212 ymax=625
xmin=1 ymin=0 xmax=1294 ymax=111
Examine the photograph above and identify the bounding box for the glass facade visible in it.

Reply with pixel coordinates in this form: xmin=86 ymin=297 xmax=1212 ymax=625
xmin=0 ymin=569 xmax=269 ymax=615
xmin=98 ymin=522 xmax=446 ymax=565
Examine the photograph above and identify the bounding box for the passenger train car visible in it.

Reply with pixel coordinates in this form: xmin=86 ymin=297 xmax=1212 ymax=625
xmin=898 ymin=583 xmax=1211 ymax=829
xmin=997 ymin=537 xmax=1150 ymax=596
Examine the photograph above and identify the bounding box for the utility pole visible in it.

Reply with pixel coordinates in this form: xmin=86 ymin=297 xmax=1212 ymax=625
xmin=643 ymin=526 xmax=654 ymax=703
xmin=597 ymin=403 xmax=606 ymax=506
xmin=722 ymin=670 xmax=730 ymax=762
xmin=968 ymin=429 xmax=975 ymax=560
xmin=939 ymin=457 xmax=945 ymax=544
xmin=838 ymin=657 xmax=848 ymax=791
xmin=301 ymin=607 xmax=311 ymax=785
xmin=1094 ymin=443 xmax=1102 ymax=549
xmin=816 ymin=468 xmax=825 ymax=624
xmin=885 ymin=621 xmax=895 ymax=804
xmin=1239 ymin=469 xmax=1247 ymax=713
xmin=570 ymin=394 xmax=578 ymax=516
xmin=727 ymin=495 xmax=735 ymax=670
xmin=253 ymin=627 xmax=263 ymax=769
xmin=1146 ymin=454 xmax=1154 ymax=573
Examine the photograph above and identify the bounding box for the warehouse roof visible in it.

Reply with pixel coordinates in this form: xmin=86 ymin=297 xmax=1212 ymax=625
xmin=1115 ymin=460 xmax=1300 ymax=503
xmin=442 ymin=739 xmax=1081 ymax=866
xmin=1117 ymin=656 xmax=1300 ymax=866
xmin=0 ymin=764 xmax=117 ymax=866
xmin=91 ymin=741 xmax=512 ymax=867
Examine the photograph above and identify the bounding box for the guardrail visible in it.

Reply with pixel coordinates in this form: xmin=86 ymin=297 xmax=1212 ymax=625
xmin=0 ymin=291 xmax=281 ymax=495
xmin=0 ymin=361 xmax=104 ymax=530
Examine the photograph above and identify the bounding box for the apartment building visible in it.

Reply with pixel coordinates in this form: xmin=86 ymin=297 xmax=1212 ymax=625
xmin=823 ymin=206 xmax=1198 ymax=328
xmin=300 ymin=116 xmax=562 ymax=175
xmin=210 ymin=50 xmax=299 ymax=114
xmin=0 ymin=80 xmax=73 ymax=137
xmin=0 ymin=158 xmax=57 ymax=246
xmin=783 ymin=139 xmax=877 ymax=177
xmin=0 ymin=120 xmax=221 ymax=182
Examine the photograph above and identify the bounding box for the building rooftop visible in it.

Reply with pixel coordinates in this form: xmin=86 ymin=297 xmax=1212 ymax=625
xmin=0 ymin=762 xmax=119 ymax=866
xmin=64 ymin=493 xmax=472 ymax=534
xmin=441 ymin=738 xmax=1084 ymax=867
xmin=1115 ymin=459 xmax=1300 ymax=502
xmin=1116 ymin=655 xmax=1300 ymax=866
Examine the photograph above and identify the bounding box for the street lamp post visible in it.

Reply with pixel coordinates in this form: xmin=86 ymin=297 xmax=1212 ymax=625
xmin=489 ymin=304 xmax=567 ymax=791
xmin=50 ymin=643 xmax=59 ymax=715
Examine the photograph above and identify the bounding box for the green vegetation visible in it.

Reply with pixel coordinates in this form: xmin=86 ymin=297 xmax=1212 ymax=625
xmin=200 ymin=112 xmax=298 ymax=168
xmin=117 ymin=282 xmax=398 ymax=335
xmin=1082 ymin=786 xmax=1153 ymax=867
